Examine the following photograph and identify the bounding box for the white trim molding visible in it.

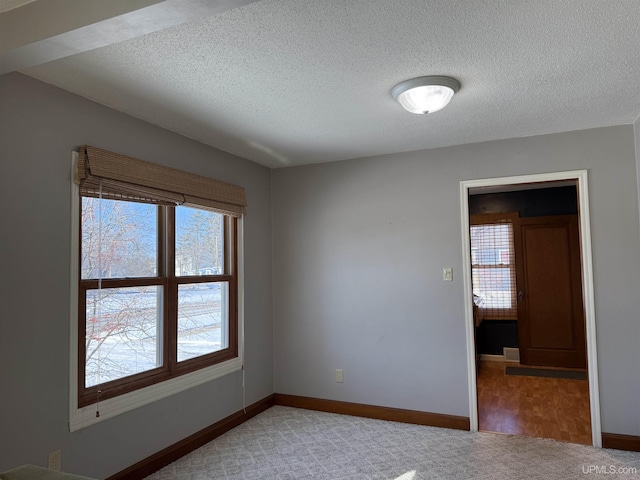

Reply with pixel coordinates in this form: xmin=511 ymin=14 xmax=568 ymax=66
xmin=69 ymin=152 xmax=245 ymax=432
xmin=459 ymin=170 xmax=601 ymax=447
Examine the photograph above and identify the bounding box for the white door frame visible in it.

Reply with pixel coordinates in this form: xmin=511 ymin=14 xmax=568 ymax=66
xmin=459 ymin=170 xmax=602 ymax=447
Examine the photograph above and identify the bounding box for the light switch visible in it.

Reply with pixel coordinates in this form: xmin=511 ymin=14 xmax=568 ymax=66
xmin=443 ymin=268 xmax=453 ymax=282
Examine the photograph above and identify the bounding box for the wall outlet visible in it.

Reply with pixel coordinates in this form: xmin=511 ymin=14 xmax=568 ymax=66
xmin=335 ymin=369 xmax=344 ymax=383
xmin=48 ymin=449 xmax=61 ymax=471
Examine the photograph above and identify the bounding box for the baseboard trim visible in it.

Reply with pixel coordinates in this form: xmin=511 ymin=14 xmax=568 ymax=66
xmin=274 ymin=393 xmax=470 ymax=431
xmin=479 ymin=354 xmax=505 ymax=362
xmin=602 ymin=432 xmax=640 ymax=452
xmin=107 ymin=394 xmax=276 ymax=480
xmin=479 ymin=354 xmax=521 ymax=363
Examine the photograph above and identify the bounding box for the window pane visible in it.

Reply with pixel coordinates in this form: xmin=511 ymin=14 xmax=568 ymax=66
xmin=81 ymin=198 xmax=157 ymax=279
xmin=85 ymin=286 xmax=162 ymax=387
xmin=470 ymin=221 xmax=517 ymax=318
xmin=177 ymin=282 xmax=228 ymax=362
xmin=473 ymin=267 xmax=513 ymax=309
xmin=470 ymin=224 xmax=511 ymax=265
xmin=175 ymin=206 xmax=224 ymax=276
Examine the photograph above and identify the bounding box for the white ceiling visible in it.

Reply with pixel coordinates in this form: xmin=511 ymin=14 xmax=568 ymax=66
xmin=3 ymin=0 xmax=640 ymax=168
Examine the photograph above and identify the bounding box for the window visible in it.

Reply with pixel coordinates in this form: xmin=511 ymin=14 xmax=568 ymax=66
xmin=74 ymin=146 xmax=246 ymax=412
xmin=470 ymin=213 xmax=518 ymax=319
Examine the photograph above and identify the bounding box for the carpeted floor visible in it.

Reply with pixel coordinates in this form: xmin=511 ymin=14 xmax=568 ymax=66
xmin=146 ymin=405 xmax=640 ymax=480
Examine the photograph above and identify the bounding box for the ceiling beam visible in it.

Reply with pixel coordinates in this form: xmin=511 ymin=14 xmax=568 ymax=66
xmin=0 ymin=0 xmax=260 ymax=75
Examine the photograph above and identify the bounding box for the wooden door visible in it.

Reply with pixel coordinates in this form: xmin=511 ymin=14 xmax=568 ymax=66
xmin=515 ymin=215 xmax=586 ymax=368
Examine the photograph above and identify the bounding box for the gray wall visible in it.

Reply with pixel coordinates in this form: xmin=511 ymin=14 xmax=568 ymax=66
xmin=0 ymin=73 xmax=273 ymax=477
xmin=272 ymin=125 xmax=640 ymax=436
xmin=635 ymin=116 xmax=640 ymax=232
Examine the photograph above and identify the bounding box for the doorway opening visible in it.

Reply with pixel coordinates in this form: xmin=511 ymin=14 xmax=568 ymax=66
xmin=460 ymin=171 xmax=601 ymax=447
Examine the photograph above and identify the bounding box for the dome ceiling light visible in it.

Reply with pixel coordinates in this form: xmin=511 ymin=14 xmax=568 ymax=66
xmin=391 ymin=76 xmax=461 ymax=114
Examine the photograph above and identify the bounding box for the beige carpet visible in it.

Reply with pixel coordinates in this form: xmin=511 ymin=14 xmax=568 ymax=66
xmin=146 ymin=405 xmax=639 ymax=479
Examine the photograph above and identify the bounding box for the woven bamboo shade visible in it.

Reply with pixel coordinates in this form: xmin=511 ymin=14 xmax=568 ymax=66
xmin=75 ymin=145 xmax=247 ymax=216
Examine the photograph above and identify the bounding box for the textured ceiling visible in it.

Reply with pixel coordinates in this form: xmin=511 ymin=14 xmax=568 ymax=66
xmin=16 ymin=0 xmax=640 ymax=167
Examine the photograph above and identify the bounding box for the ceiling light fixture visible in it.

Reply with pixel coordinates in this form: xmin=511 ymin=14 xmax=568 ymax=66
xmin=391 ymin=76 xmax=461 ymax=114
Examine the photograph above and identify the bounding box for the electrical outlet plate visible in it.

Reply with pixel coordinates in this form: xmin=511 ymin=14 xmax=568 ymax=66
xmin=48 ymin=450 xmax=61 ymax=471
xmin=335 ymin=369 xmax=344 ymax=383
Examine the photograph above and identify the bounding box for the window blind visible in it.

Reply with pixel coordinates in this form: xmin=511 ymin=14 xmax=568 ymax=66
xmin=75 ymin=145 xmax=247 ymax=217
xmin=470 ymin=212 xmax=519 ymax=319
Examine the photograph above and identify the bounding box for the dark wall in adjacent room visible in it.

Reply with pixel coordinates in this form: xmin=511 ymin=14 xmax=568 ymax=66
xmin=476 ymin=320 xmax=519 ymax=355
xmin=469 ymin=185 xmax=578 ymax=218
xmin=469 ymin=185 xmax=578 ymax=355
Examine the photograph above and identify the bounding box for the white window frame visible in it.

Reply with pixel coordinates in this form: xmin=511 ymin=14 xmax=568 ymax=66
xmin=68 ymin=152 xmax=244 ymax=432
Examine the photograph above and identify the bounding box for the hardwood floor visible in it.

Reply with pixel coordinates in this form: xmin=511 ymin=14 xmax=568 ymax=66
xmin=476 ymin=360 xmax=591 ymax=445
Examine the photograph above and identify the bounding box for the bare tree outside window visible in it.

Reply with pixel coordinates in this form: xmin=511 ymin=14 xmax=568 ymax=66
xmin=85 ymin=287 xmax=161 ymax=386
xmin=175 ymin=207 xmax=224 ymax=276
xmin=82 ymin=198 xmax=160 ymax=386
xmin=81 ymin=197 xmax=157 ymax=279
xmin=80 ymin=199 xmax=231 ymax=390
xmin=175 ymin=208 xmax=227 ymax=361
